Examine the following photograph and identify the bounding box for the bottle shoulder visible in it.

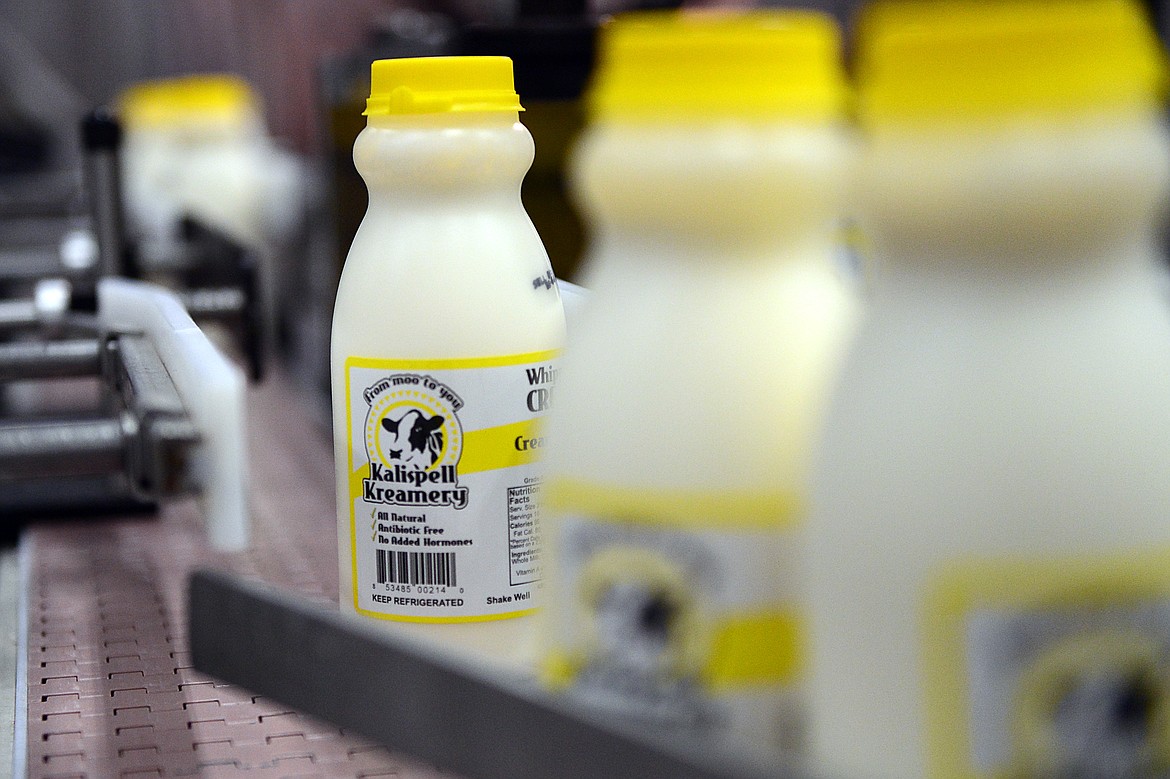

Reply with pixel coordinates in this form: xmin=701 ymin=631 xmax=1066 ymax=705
xmin=572 ymin=123 xmax=852 ymax=241
xmin=338 ymin=203 xmax=551 ymax=289
xmin=859 ymin=116 xmax=1170 ymax=253
xmin=332 ymin=221 xmax=565 ymax=360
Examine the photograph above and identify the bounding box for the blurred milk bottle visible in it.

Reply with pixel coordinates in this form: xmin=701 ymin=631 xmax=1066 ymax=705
xmin=331 ymin=57 xmax=566 ymax=669
xmin=540 ymin=11 xmax=856 ymax=753
xmin=118 ymin=75 xmax=302 ymax=256
xmin=806 ymin=2 xmax=1170 ymax=777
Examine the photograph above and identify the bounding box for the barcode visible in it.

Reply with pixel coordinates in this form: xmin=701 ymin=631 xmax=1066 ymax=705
xmin=375 ymin=550 xmax=457 ymax=587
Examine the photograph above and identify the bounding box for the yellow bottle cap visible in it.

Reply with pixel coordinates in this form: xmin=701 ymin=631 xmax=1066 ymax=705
xmin=855 ymin=0 xmax=1167 ymax=124
xmin=119 ymin=75 xmax=260 ymax=130
xmin=586 ymin=10 xmax=848 ymax=122
xmin=364 ymin=56 xmax=523 ymax=116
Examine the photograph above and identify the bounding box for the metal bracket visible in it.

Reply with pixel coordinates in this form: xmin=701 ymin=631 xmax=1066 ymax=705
xmin=103 ymin=333 xmax=199 ymax=497
xmin=0 ymin=331 xmax=198 ymax=510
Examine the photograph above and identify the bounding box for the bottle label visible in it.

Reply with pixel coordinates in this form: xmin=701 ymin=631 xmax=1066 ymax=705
xmin=923 ymin=548 xmax=1170 ymax=777
xmin=542 ymin=480 xmax=806 ymax=748
xmin=345 ymin=352 xmax=559 ymax=622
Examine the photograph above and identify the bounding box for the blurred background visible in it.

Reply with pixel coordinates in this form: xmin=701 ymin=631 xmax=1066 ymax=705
xmin=0 ymin=0 xmax=1164 ymax=412
xmin=0 ymin=1 xmax=859 ymax=156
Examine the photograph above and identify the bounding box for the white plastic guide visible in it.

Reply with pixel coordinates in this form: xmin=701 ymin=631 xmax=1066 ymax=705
xmin=98 ymin=277 xmax=249 ymax=551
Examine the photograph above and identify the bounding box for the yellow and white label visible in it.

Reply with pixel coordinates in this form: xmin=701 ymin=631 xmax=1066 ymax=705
xmin=346 ymin=352 xmax=558 ymax=622
xmin=542 ymin=480 xmax=806 ymax=748
xmin=924 ymin=548 xmax=1170 ymax=778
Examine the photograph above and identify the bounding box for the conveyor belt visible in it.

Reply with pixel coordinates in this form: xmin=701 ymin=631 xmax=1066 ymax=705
xmin=21 ymin=368 xmax=455 ymax=778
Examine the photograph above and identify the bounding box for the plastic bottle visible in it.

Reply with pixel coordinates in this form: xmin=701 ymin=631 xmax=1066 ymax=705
xmin=806 ymin=2 xmax=1170 ymax=776
xmin=331 ymin=57 xmax=565 ymax=669
xmin=539 ymin=11 xmax=855 ymax=753
xmin=118 ymin=75 xmax=302 ymax=254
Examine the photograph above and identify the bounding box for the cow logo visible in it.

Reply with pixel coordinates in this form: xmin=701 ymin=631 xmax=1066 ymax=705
xmin=564 ymin=527 xmax=716 ymax=726
xmin=1007 ymin=631 xmax=1170 ymax=778
xmin=360 ymin=373 xmax=469 ymax=509
xmin=379 ymin=409 xmax=446 ymax=469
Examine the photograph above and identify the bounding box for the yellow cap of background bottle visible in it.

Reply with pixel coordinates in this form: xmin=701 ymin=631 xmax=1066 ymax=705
xmin=364 ymin=56 xmax=523 ymax=116
xmin=119 ymin=74 xmax=260 ymax=129
xmin=855 ymin=0 xmax=1167 ymax=124
xmin=587 ymin=10 xmax=848 ymax=122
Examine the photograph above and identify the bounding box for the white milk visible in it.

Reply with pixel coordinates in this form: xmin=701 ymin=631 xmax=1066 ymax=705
xmin=807 ymin=2 xmax=1170 ymax=777
xmin=331 ymin=57 xmax=565 ymax=670
xmin=118 ymin=75 xmax=302 ymax=253
xmin=539 ymin=11 xmax=856 ymax=754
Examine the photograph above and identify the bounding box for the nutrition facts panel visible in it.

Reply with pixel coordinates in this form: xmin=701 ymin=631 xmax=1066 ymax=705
xmin=507 ymin=483 xmax=540 ymax=586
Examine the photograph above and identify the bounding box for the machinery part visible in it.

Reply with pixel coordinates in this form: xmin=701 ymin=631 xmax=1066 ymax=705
xmin=189 ymin=569 xmax=806 ymax=779
xmin=0 ymin=415 xmax=128 ymax=480
xmin=99 ymin=278 xmax=248 ymax=550
xmin=0 ymin=300 xmax=37 ymax=330
xmin=0 ymin=337 xmax=101 ymax=381
xmin=80 ymin=111 xmax=133 ymax=292
xmin=179 ymin=286 xmax=247 ymax=321
xmin=105 ymin=333 xmax=199 ymax=497
xmin=0 ymin=332 xmax=198 ymax=499
xmin=175 ymin=217 xmax=265 ymax=381
xmin=105 ymin=333 xmax=185 ymax=416
xmin=0 ymin=407 xmax=196 ymax=495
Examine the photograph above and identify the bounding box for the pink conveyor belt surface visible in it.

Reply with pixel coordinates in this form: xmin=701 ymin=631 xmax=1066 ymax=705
xmin=25 ymin=368 xmax=459 ymax=779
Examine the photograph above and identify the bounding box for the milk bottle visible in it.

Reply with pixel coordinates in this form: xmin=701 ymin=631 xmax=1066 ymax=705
xmin=539 ymin=11 xmax=856 ymax=752
xmin=807 ymin=2 xmax=1170 ymax=776
xmin=331 ymin=56 xmax=565 ymax=668
xmin=118 ymin=74 xmax=301 ymax=253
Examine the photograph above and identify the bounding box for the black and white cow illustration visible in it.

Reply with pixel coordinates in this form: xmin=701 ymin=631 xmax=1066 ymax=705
xmin=593 ymin=580 xmax=681 ymax=677
xmin=381 ymin=409 xmax=444 ymax=468
xmin=574 ymin=566 xmax=707 ymax=726
xmin=1008 ymin=631 xmax=1170 ymax=779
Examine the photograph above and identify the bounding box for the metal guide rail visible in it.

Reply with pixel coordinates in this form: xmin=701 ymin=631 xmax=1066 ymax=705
xmin=189 ymin=570 xmax=812 ymax=779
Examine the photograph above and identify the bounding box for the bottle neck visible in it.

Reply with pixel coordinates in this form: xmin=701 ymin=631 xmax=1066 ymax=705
xmin=355 ymin=111 xmax=532 ymax=202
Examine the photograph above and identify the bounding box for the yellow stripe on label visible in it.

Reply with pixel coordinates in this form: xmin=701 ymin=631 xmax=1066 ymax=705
xmin=459 ymin=419 xmax=544 ymax=475
xmin=346 ymin=350 xmax=560 ymax=371
xmin=349 ymin=463 xmax=370 ymax=499
xmin=347 ymin=366 xmax=359 ymax=611
xmin=545 ymin=478 xmax=803 ymax=530
xmin=542 ymin=608 xmax=805 ymax=691
xmin=702 ymin=608 xmax=806 ymax=689
xmin=540 ymin=650 xmax=582 ymax=690
xmin=354 ymin=606 xmax=537 ymax=624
